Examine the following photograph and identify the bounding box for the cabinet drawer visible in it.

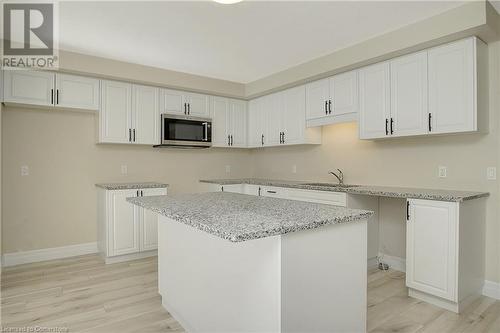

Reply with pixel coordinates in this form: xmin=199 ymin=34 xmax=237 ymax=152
xmin=261 ymin=186 xmax=288 ymax=199
xmin=287 ymin=188 xmax=347 ymax=207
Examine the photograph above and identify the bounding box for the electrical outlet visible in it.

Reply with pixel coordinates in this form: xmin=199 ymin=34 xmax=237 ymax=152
xmin=292 ymin=165 xmax=297 ymax=174
xmin=487 ymin=167 xmax=497 ymax=180
xmin=225 ymin=165 xmax=231 ymax=173
xmin=121 ymin=165 xmax=128 ymax=175
xmin=438 ymin=166 xmax=447 ymax=178
xmin=21 ymin=165 xmax=29 ymax=176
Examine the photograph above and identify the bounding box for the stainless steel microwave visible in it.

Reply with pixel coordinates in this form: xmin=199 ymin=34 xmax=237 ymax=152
xmin=156 ymin=114 xmax=212 ymax=148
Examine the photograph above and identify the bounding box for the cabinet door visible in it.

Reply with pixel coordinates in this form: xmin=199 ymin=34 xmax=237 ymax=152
xmin=55 ymin=73 xmax=99 ymax=111
xmin=282 ymin=85 xmax=306 ymax=145
xmin=229 ymin=99 xmax=247 ymax=147
xmin=211 ymin=96 xmax=230 ymax=147
xmin=160 ymin=89 xmax=185 ymax=115
xmin=248 ymin=97 xmax=266 ymax=147
xmin=140 ymin=188 xmax=167 ymax=251
xmin=186 ymin=92 xmax=209 ymax=117
xmin=428 ymin=38 xmax=475 ymax=134
xmin=331 ymin=70 xmax=358 ymax=116
xmin=3 ymin=70 xmax=54 ymax=106
xmin=265 ymin=92 xmax=284 ymax=146
xmin=133 ymin=84 xmax=159 ymax=145
xmin=100 ymin=80 xmax=132 ymax=143
xmin=221 ymin=184 xmax=245 ymax=193
xmin=108 ymin=189 xmax=140 ymax=256
xmin=406 ymin=199 xmax=458 ymax=301
xmin=305 ymin=78 xmax=329 ymax=120
xmin=359 ymin=62 xmax=391 ymax=139
xmin=390 ymin=52 xmax=428 ymax=137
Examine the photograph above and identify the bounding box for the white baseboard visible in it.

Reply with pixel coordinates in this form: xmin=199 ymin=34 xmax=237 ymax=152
xmin=367 ymin=256 xmax=379 ymax=269
xmin=483 ymin=280 xmax=500 ymax=300
xmin=2 ymin=242 xmax=98 ymax=267
xmin=377 ymin=253 xmax=406 ymax=272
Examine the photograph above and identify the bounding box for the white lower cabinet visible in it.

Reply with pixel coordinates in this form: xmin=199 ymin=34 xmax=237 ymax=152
xmin=98 ymin=187 xmax=167 ymax=263
xmin=406 ymin=199 xmax=457 ymax=302
xmin=406 ymin=198 xmax=485 ymax=313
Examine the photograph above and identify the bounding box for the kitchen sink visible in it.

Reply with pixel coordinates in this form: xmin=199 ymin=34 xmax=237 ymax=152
xmin=301 ymin=183 xmax=360 ymax=188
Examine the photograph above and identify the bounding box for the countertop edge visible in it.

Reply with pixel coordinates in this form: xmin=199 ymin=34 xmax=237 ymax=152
xmin=199 ymin=179 xmax=489 ymax=202
xmin=126 ymin=195 xmax=373 ymax=243
xmin=95 ymin=182 xmax=170 ymax=190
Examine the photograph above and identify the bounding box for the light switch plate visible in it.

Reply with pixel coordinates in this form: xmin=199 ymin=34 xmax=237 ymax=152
xmin=21 ymin=165 xmax=29 ymax=176
xmin=292 ymin=165 xmax=297 ymax=174
xmin=225 ymin=165 xmax=231 ymax=173
xmin=438 ymin=166 xmax=447 ymax=178
xmin=121 ymin=165 xmax=128 ymax=175
xmin=487 ymin=167 xmax=497 ymax=180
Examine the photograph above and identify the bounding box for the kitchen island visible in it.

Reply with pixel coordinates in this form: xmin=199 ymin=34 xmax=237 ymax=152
xmin=128 ymin=192 xmax=373 ymax=333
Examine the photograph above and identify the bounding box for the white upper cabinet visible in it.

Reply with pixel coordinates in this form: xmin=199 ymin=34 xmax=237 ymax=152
xmin=305 ymin=78 xmax=330 ymax=120
xmin=185 ymin=92 xmax=210 ymax=117
xmin=210 ymin=97 xmax=247 ymax=147
xmin=360 ymin=37 xmax=486 ymax=140
xmin=428 ymin=38 xmax=479 ymax=134
xmin=359 ymin=62 xmax=391 ymax=139
xmin=247 ymin=98 xmax=266 ymax=147
xmin=265 ymin=92 xmax=284 ymax=146
xmin=211 ymin=96 xmax=230 ymax=147
xmin=3 ymin=70 xmax=55 ymax=106
xmin=160 ymin=89 xmax=185 ymax=115
xmin=390 ymin=51 xmax=428 ymax=137
xmin=133 ymin=84 xmax=159 ymax=145
xmin=306 ymin=70 xmax=358 ymax=127
xmin=100 ymin=80 xmax=159 ymax=145
xmin=249 ymin=85 xmax=321 ymax=148
xmin=55 ymin=73 xmax=100 ymax=111
xmin=229 ymin=99 xmax=247 ymax=148
xmin=282 ymin=85 xmax=307 ymax=145
xmin=160 ymin=89 xmax=209 ymax=117
xmin=3 ymin=70 xmax=99 ymax=111
xmin=100 ymin=80 xmax=133 ymax=144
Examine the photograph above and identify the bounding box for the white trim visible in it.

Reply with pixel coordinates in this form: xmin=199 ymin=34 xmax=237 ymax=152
xmin=2 ymin=242 xmax=98 ymax=267
xmin=483 ymin=280 xmax=500 ymax=300
xmin=377 ymin=253 xmax=406 ymax=272
xmin=367 ymin=256 xmax=379 ymax=269
xmin=104 ymin=250 xmax=157 ymax=264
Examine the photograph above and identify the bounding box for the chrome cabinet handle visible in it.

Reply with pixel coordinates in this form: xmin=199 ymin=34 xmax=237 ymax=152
xmin=202 ymin=122 xmax=208 ymax=141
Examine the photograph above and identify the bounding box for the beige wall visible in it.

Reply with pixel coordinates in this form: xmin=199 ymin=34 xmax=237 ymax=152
xmin=1 ymin=107 xmax=252 ymax=252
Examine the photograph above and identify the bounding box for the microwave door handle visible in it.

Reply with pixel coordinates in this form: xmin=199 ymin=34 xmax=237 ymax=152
xmin=203 ymin=122 xmax=208 ymax=141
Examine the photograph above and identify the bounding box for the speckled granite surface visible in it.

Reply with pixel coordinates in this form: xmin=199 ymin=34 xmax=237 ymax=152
xmin=199 ymin=179 xmax=488 ymax=202
xmin=127 ymin=192 xmax=373 ymax=242
xmin=95 ymin=182 xmax=169 ymax=190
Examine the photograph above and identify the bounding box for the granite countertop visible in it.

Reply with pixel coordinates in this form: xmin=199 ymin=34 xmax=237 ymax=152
xmin=199 ymin=178 xmax=489 ymax=202
xmin=95 ymin=182 xmax=169 ymax=190
xmin=127 ymin=192 xmax=373 ymax=242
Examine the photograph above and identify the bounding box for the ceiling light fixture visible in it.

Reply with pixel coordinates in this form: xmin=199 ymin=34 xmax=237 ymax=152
xmin=213 ymin=0 xmax=243 ymax=4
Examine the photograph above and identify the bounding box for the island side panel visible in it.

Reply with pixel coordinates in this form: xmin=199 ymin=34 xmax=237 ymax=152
xmin=158 ymin=215 xmax=281 ymax=333
xmin=281 ymin=220 xmax=368 ymax=333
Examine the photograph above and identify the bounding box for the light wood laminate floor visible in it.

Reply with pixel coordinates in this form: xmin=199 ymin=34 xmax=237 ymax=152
xmin=1 ymin=254 xmax=499 ymax=332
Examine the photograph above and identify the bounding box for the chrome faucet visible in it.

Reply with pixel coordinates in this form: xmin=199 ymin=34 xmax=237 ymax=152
xmin=329 ymin=169 xmax=344 ymax=185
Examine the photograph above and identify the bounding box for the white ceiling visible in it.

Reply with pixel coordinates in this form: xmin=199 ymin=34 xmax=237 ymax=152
xmin=59 ymin=1 xmax=466 ymax=83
